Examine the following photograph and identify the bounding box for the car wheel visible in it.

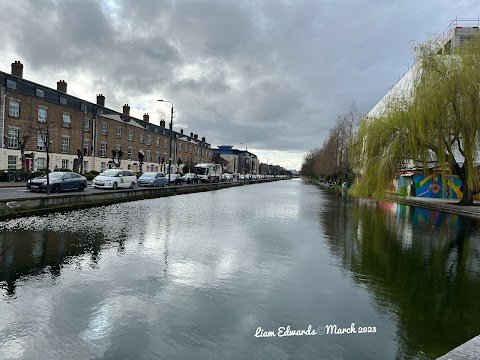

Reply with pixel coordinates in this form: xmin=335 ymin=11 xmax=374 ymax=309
xmin=78 ymin=183 xmax=86 ymax=192
xmin=51 ymin=184 xmax=60 ymax=193
xmin=113 ymin=182 xmax=118 ymax=190
xmin=130 ymin=182 xmax=135 ymax=189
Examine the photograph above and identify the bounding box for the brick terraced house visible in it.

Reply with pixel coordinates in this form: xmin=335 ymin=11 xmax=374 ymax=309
xmin=0 ymin=61 xmax=211 ymax=173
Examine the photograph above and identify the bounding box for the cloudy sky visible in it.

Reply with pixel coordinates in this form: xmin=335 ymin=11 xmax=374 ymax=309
xmin=0 ymin=1 xmax=478 ymax=170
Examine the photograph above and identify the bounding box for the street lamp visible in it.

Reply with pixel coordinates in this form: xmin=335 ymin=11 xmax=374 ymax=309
xmin=158 ymin=99 xmax=174 ymax=184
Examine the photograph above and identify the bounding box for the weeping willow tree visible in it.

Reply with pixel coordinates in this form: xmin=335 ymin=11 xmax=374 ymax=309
xmin=351 ymin=36 xmax=480 ymax=205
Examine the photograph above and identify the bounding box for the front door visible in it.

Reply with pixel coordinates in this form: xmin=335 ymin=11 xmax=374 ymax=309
xmin=25 ymin=158 xmax=32 ymax=171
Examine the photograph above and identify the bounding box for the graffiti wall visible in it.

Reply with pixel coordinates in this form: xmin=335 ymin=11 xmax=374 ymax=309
xmin=397 ymin=173 xmax=464 ymax=199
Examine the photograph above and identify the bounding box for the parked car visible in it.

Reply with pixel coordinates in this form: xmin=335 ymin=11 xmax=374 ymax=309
xmin=27 ymin=171 xmax=87 ymax=193
xmin=166 ymin=173 xmax=183 ymax=185
xmin=181 ymin=173 xmax=199 ymax=184
xmin=93 ymin=169 xmax=137 ymax=189
xmin=138 ymin=172 xmax=167 ymax=187
xmin=222 ymin=173 xmax=233 ymax=181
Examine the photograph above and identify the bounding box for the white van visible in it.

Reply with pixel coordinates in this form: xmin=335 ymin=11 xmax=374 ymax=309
xmin=93 ymin=169 xmax=137 ymax=189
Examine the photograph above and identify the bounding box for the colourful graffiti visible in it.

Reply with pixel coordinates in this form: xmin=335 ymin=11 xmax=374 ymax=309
xmin=397 ymin=173 xmax=463 ymax=199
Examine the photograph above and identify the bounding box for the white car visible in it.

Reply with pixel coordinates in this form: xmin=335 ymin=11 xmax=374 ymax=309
xmin=93 ymin=169 xmax=137 ymax=189
xmin=222 ymin=173 xmax=233 ymax=181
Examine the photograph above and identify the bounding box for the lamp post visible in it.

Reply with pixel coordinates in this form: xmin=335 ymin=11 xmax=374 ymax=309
xmin=158 ymin=100 xmax=174 ymax=184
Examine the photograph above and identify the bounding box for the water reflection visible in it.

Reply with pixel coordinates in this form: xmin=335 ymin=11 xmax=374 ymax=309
xmin=319 ymin=192 xmax=480 ymax=359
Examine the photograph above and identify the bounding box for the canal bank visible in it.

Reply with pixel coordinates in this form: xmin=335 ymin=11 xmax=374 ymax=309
xmin=0 ymin=178 xmax=288 ymax=220
xmin=385 ymin=195 xmax=480 ymax=219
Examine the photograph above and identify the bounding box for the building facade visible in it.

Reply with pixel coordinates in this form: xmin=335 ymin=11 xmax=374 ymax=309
xmin=0 ymin=62 xmax=212 ymax=173
xmin=211 ymin=145 xmax=259 ymax=175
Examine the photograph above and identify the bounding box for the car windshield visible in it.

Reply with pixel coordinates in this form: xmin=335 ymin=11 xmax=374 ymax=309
xmin=48 ymin=172 xmax=64 ymax=179
xmin=99 ymin=169 xmax=120 ymax=177
xmin=195 ymin=168 xmax=206 ymax=175
xmin=142 ymin=172 xmax=157 ymax=177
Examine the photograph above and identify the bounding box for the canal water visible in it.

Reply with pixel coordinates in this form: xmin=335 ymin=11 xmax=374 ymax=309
xmin=1 ymin=179 xmax=480 ymax=360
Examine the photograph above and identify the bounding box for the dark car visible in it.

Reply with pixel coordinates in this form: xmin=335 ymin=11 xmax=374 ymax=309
xmin=167 ymin=173 xmax=183 ymax=185
xmin=27 ymin=171 xmax=87 ymax=193
xmin=181 ymin=173 xmax=199 ymax=184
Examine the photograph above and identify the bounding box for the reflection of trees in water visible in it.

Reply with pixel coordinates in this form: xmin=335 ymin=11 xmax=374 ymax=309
xmin=318 ymin=193 xmax=480 ymax=359
xmin=0 ymin=230 xmax=106 ymax=298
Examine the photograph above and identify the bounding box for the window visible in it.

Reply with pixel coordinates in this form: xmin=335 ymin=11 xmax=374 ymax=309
xmin=84 ymin=139 xmax=89 ymax=156
xmin=59 ymin=96 xmax=67 ymax=105
xmin=62 ymin=113 xmax=71 ymax=128
xmin=190 ymin=145 xmax=192 ymax=153
xmin=7 ymin=155 xmax=17 ymax=170
xmin=9 ymin=99 xmax=20 ymax=117
xmin=116 ymin=144 xmax=121 ymax=152
xmin=100 ymin=162 xmax=107 ymax=172
xmin=62 ymin=159 xmax=69 ymax=169
xmin=36 ymin=88 xmax=44 ymax=98
xmin=139 ymin=133 xmax=144 ymax=143
xmin=156 ymin=151 xmax=159 ymax=163
xmin=116 ymin=126 xmax=122 ymax=139
xmin=62 ymin=136 xmax=70 ymax=154
xmin=84 ymin=118 xmax=90 ymax=132
xmin=128 ymin=130 xmax=133 ymax=141
xmin=37 ymin=133 xmax=46 ymax=151
xmin=164 ymin=139 xmax=168 ymax=148
xmin=127 ymin=146 xmax=132 ymax=160
xmin=100 ymin=142 xmax=107 ymax=157
xmin=36 ymin=157 xmax=45 ymax=170
xmin=38 ymin=106 xmax=47 ymax=122
xmin=147 ymin=134 xmax=151 ymax=145
xmin=179 ymin=143 xmax=182 ymax=151
xmin=156 ymin=137 xmax=160 ymax=147
xmin=101 ymin=122 xmax=107 ymax=135
xmin=83 ymin=161 xmax=88 ymax=173
xmin=7 ymin=127 xmax=19 ymax=148
xmin=147 ymin=150 xmax=151 ymax=162
xmin=6 ymin=79 xmax=16 ymax=90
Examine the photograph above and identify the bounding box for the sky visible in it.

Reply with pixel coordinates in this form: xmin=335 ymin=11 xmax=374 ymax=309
xmin=0 ymin=1 xmax=478 ymax=170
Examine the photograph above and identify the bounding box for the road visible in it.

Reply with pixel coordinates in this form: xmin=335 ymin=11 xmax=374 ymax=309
xmin=0 ymin=182 xmax=216 ymax=201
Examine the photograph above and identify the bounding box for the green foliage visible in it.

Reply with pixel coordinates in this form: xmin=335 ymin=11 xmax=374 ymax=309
xmin=351 ymin=36 xmax=480 ymax=203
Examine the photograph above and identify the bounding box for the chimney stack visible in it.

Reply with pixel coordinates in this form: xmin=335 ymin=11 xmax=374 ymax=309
xmin=11 ymin=61 xmax=23 ymax=78
xmin=160 ymin=119 xmax=166 ymax=128
xmin=194 ymin=134 xmax=198 ymax=140
xmin=57 ymin=80 xmax=67 ymax=93
xmin=143 ymin=113 xmax=150 ymax=123
xmin=123 ymin=104 xmax=130 ymax=116
xmin=97 ymin=94 xmax=105 ymax=107
xmin=190 ymin=132 xmax=194 ymax=138
xmin=201 ymin=137 xmax=205 ymax=143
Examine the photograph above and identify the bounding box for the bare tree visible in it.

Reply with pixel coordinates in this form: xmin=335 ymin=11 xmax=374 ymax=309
xmin=111 ymin=149 xmax=123 ymax=168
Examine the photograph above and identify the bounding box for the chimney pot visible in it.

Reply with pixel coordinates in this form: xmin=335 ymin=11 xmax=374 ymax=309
xmin=11 ymin=61 xmax=23 ymax=78
xmin=57 ymin=80 xmax=67 ymax=93
xmin=194 ymin=134 xmax=198 ymax=140
xmin=97 ymin=94 xmax=105 ymax=107
xmin=143 ymin=113 xmax=150 ymax=123
xmin=180 ymin=129 xmax=184 ymax=135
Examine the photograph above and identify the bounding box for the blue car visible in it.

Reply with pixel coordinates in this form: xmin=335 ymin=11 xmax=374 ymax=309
xmin=27 ymin=171 xmax=87 ymax=193
xmin=137 ymin=172 xmax=167 ymax=187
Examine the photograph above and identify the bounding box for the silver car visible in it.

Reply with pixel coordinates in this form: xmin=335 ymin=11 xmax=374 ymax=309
xmin=138 ymin=172 xmax=167 ymax=187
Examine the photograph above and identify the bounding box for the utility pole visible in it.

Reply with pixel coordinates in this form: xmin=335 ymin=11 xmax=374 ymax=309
xmin=80 ymin=100 xmax=86 ymax=174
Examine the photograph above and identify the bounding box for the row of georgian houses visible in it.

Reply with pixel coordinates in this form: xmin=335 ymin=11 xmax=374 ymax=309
xmin=0 ymin=61 xmax=212 ymax=173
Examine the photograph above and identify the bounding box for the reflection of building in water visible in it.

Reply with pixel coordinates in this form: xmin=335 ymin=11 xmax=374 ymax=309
xmin=0 ymin=230 xmax=105 ymax=297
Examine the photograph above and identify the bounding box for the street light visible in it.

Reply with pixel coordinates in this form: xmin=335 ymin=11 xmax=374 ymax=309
xmin=158 ymin=99 xmax=174 ymax=184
